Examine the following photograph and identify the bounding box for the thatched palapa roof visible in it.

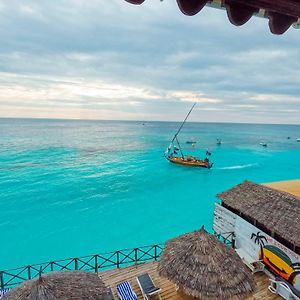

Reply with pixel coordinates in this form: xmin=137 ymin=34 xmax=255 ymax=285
xmin=3 ymin=270 xmax=108 ymax=300
xmin=124 ymin=0 xmax=300 ymax=35
xmin=217 ymin=180 xmax=300 ymax=251
xmin=158 ymin=228 xmax=255 ymax=299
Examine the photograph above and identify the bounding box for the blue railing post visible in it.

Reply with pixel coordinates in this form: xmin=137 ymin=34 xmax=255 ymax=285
xmin=74 ymin=258 xmax=78 ymax=270
xmin=134 ymin=248 xmax=138 ymax=263
xmin=0 ymin=271 xmax=4 ymax=290
xmin=116 ymin=251 xmax=120 ymax=268
xmin=232 ymin=233 xmax=236 ymax=249
xmin=27 ymin=266 xmax=31 ymax=280
xmin=94 ymin=255 xmax=98 ymax=272
xmin=154 ymin=245 xmax=158 ymax=261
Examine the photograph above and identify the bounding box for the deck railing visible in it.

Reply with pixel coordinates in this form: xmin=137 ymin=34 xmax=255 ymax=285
xmin=214 ymin=231 xmax=235 ymax=248
xmin=0 ymin=244 xmax=164 ymax=290
xmin=0 ymin=234 xmax=234 ymax=290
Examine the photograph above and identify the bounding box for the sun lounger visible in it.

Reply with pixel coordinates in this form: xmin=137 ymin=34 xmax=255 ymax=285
xmin=106 ymin=287 xmax=115 ymax=300
xmin=136 ymin=273 xmax=162 ymax=300
xmin=116 ymin=281 xmax=138 ymax=300
xmin=269 ymin=277 xmax=300 ymax=300
xmin=0 ymin=289 xmax=10 ymax=299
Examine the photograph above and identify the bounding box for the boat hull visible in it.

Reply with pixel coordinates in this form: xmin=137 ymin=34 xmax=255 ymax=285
xmin=167 ymin=156 xmax=211 ymax=168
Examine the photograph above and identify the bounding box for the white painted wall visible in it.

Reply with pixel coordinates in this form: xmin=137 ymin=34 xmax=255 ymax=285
xmin=213 ymin=203 xmax=300 ymax=290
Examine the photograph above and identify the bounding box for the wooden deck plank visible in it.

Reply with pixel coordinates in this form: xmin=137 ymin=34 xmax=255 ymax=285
xmin=99 ymin=261 xmax=281 ymax=299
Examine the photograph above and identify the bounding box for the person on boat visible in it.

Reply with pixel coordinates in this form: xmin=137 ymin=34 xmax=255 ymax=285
xmin=206 ymin=148 xmax=212 ymax=156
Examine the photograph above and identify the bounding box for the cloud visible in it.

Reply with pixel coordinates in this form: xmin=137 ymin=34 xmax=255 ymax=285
xmin=249 ymin=94 xmax=300 ymax=103
xmin=0 ymin=0 xmax=299 ymax=123
xmin=169 ymin=91 xmax=222 ymax=103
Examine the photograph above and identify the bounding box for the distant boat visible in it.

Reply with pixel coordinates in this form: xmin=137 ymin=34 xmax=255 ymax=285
xmin=260 ymin=142 xmax=268 ymax=147
xmin=216 ymin=138 xmax=222 ymax=145
xmin=297 ymin=138 xmax=300 ymax=142
xmin=186 ymin=139 xmax=197 ymax=144
xmin=287 ymin=137 xmax=291 ymax=139
xmin=164 ymin=103 xmax=213 ymax=168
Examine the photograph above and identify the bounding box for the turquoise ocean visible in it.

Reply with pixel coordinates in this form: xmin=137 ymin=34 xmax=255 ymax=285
xmin=1 ymin=118 xmax=300 ymax=270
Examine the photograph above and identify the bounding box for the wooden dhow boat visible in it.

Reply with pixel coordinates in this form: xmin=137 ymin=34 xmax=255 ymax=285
xmin=164 ymin=103 xmax=213 ymax=169
xmin=167 ymin=155 xmax=211 ymax=168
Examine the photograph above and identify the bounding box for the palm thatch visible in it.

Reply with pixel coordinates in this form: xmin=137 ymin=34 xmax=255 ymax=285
xmin=217 ymin=180 xmax=300 ymax=251
xmin=158 ymin=228 xmax=255 ymax=300
xmin=3 ymin=270 xmax=108 ymax=300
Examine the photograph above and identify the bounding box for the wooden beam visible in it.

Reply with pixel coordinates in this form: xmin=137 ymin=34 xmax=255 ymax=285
xmin=230 ymin=0 xmax=300 ymax=18
xmin=225 ymin=1 xmax=259 ymax=26
xmin=176 ymin=0 xmax=209 ymax=16
xmin=268 ymin=12 xmax=298 ymax=34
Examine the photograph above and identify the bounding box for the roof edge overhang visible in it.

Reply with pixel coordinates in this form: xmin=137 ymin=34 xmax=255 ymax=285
xmin=124 ymin=0 xmax=300 ymax=34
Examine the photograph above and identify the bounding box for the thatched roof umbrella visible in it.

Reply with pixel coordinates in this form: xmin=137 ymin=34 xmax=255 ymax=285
xmin=3 ymin=270 xmax=108 ymax=300
xmin=158 ymin=228 xmax=256 ymax=300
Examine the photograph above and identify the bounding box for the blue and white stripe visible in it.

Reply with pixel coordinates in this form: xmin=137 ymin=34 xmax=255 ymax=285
xmin=117 ymin=281 xmax=137 ymax=300
xmin=0 ymin=289 xmax=10 ymax=299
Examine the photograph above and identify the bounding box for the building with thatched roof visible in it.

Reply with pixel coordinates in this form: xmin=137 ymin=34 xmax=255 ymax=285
xmin=217 ymin=180 xmax=300 ymax=254
xmin=158 ymin=228 xmax=255 ymax=300
xmin=3 ymin=270 xmax=108 ymax=300
xmin=214 ymin=180 xmax=300 ymax=293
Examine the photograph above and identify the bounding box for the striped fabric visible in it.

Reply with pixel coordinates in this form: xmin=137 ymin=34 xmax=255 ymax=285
xmin=116 ymin=281 xmax=138 ymax=300
xmin=0 ymin=289 xmax=10 ymax=299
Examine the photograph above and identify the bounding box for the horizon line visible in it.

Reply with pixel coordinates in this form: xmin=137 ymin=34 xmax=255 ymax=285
xmin=0 ymin=116 xmax=300 ymax=126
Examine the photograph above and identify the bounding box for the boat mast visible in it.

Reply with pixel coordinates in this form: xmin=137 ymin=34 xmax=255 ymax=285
xmin=171 ymin=102 xmax=196 ymax=158
xmin=172 ymin=102 xmax=196 ymax=142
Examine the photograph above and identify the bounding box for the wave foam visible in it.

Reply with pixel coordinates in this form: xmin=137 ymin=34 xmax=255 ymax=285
xmin=218 ymin=163 xmax=259 ymax=170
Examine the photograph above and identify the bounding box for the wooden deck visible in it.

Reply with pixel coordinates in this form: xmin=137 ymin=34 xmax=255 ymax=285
xmin=99 ymin=261 xmax=281 ymax=300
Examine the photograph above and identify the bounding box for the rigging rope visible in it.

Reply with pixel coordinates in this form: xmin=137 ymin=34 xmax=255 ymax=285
xmin=171 ymin=102 xmax=196 ymax=143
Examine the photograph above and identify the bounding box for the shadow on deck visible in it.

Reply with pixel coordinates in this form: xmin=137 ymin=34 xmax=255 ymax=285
xmin=99 ymin=261 xmax=280 ymax=299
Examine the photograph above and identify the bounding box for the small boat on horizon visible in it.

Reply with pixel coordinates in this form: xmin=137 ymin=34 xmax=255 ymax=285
xmin=297 ymin=138 xmax=300 ymax=142
xmin=260 ymin=142 xmax=268 ymax=147
xmin=164 ymin=103 xmax=213 ymax=169
xmin=186 ymin=140 xmax=197 ymax=145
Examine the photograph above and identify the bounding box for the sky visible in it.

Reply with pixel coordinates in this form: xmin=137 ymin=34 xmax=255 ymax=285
xmin=0 ymin=0 xmax=300 ymax=124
